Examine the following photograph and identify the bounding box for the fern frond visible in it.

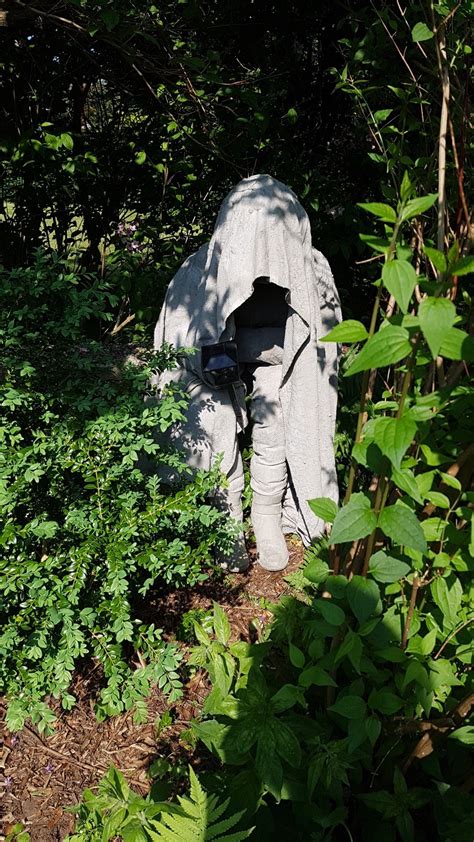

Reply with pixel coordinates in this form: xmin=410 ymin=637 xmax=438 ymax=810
xmin=149 ymin=766 xmax=253 ymax=841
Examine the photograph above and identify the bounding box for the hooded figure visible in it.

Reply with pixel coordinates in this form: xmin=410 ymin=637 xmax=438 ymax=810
xmin=154 ymin=174 xmax=341 ymax=572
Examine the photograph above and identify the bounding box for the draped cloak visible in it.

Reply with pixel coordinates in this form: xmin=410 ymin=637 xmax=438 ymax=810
xmin=154 ymin=174 xmax=341 ymax=544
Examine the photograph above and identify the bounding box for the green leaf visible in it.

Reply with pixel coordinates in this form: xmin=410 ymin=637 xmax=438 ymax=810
xmin=382 ymin=260 xmax=417 ymax=313
xmin=420 ymin=444 xmax=451 ymax=466
xmin=411 ymin=21 xmax=434 ymax=42
xmin=212 ymin=602 xmax=231 ymax=645
xmin=373 ymin=415 xmax=416 ymax=469
xmin=135 ymin=150 xmax=147 ymax=165
xmin=303 ymin=557 xmax=330 ymax=584
xmin=369 ymin=550 xmax=411 ymax=583
xmin=60 ymin=132 xmax=74 ymax=150
xmin=438 ymin=472 xmax=461 ymax=492
xmin=359 ymin=232 xmax=390 ymax=254
xmin=391 ymin=466 xmax=424 ymax=504
xmin=286 ymin=107 xmax=298 ymax=123
xmin=401 ymin=193 xmax=437 ymax=221
xmin=271 ymin=683 xmax=304 ymax=713
xmin=424 ymin=246 xmax=447 ymax=273
xmin=449 ymin=255 xmax=474 ymax=276
xmin=330 ymin=493 xmax=377 ymax=544
xmin=344 ymin=326 xmax=411 ymax=376
xmin=321 ymin=319 xmax=369 ymax=343
xmin=406 ymin=628 xmax=437 ymax=656
xmin=448 ymin=726 xmax=474 ymax=746
xmin=299 ymin=665 xmax=337 ymax=687
xmin=366 ymin=716 xmax=382 ymax=746
xmin=431 ymin=575 xmax=462 ymax=628
xmin=329 ymin=695 xmax=366 ymax=719
xmin=425 ymin=491 xmax=450 ymax=509
xmin=314 ymin=598 xmax=346 ymax=626
xmin=369 ymin=688 xmax=404 ymax=714
xmin=439 ymin=328 xmax=474 ymax=362
xmin=308 ymin=497 xmax=338 ymax=523
xmin=347 ymin=576 xmax=380 ymax=624
xmin=335 ymin=629 xmax=363 ymax=672
xmin=418 ymin=296 xmax=456 ymax=358
xmin=289 ymin=643 xmax=305 ymax=669
xmin=357 ymin=202 xmax=397 ymax=223
xmin=400 ymin=171 xmax=412 ymax=201
xmin=379 ymin=504 xmax=427 ymax=553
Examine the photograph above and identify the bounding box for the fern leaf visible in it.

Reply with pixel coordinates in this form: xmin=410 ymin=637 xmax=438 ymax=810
xmin=149 ymin=766 xmax=254 ymax=841
xmin=206 ymin=809 xmax=247 ymax=839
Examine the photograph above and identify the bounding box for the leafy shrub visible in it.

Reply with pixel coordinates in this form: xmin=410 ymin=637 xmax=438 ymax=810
xmin=189 ymin=571 xmax=473 ymax=840
xmin=0 ymin=253 xmax=234 ymax=731
xmin=66 ymin=764 xmax=254 ymax=842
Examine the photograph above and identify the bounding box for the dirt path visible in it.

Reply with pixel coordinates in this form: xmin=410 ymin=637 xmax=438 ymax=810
xmin=1 ymin=541 xmax=304 ymax=841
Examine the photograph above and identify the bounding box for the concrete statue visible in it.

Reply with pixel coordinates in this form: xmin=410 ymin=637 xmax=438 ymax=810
xmin=154 ymin=174 xmax=341 ymax=572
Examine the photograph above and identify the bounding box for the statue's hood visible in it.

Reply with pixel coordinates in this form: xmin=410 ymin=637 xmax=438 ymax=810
xmin=197 ymin=174 xmax=313 ymax=346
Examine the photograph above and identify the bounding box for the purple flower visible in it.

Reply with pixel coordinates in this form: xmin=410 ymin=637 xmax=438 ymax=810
xmin=44 ymin=761 xmax=54 ymax=773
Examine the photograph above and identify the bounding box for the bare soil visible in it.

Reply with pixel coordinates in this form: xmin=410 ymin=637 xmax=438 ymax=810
xmin=1 ymin=540 xmax=304 ymax=841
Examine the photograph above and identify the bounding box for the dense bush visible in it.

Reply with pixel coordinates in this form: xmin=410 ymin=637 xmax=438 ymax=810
xmin=0 ymin=253 xmax=234 ymax=732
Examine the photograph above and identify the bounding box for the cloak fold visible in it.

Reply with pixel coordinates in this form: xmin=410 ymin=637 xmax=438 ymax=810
xmin=154 ymin=174 xmax=341 ymax=544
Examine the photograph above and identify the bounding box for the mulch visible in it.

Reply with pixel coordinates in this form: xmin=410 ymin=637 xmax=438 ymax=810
xmin=1 ymin=540 xmax=304 ymax=841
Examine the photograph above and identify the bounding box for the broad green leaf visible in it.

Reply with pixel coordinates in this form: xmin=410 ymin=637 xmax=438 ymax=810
xmin=421 ymin=517 xmax=447 ymax=542
xmin=448 ymin=726 xmax=474 ymax=746
xmin=271 ymin=683 xmax=305 ymax=713
xmin=406 ymin=628 xmax=437 ymax=656
xmin=373 ymin=415 xmax=416 ymax=469
xmin=391 ymin=466 xmax=424 ymax=504
xmin=135 ymin=150 xmax=147 ymax=164
xmin=439 ymin=328 xmax=474 ymax=362
xmin=420 ymin=444 xmax=451 ymax=466
xmin=418 ymin=296 xmax=456 ymax=358
xmin=308 ymin=497 xmax=338 ymax=522
xmin=335 ymin=629 xmax=363 ymax=672
xmin=401 ymin=193 xmax=437 ymax=221
xmin=382 ymin=260 xmax=417 ymax=313
xmin=424 ymin=246 xmax=447 ymax=273
xmin=368 ymin=688 xmax=404 ymax=714
xmin=400 ymin=171 xmax=412 ymax=201
xmin=431 ymin=576 xmax=462 ymax=628
xmin=255 ymin=728 xmax=283 ymax=799
xmin=425 ymin=491 xmax=450 ymax=509
xmin=321 ymin=319 xmax=369 ymax=343
xmin=438 ymin=472 xmax=461 ymax=492
xmin=411 ymin=21 xmax=434 ymax=42
xmin=379 ymin=504 xmax=427 ymax=553
xmin=60 ymin=132 xmax=74 ymax=150
xmin=303 ymin=557 xmax=330 ymax=585
xmin=347 ymin=576 xmax=380 ymax=624
xmin=366 ymin=716 xmax=382 ymax=746
xmin=345 ymin=326 xmax=411 ymax=376
xmin=329 ymin=695 xmax=367 ymax=719
xmin=330 ymin=493 xmax=377 ymax=544
xmin=357 ymin=202 xmax=397 ymax=223
xmin=288 ymin=643 xmax=305 ymax=669
xmin=359 ymin=232 xmax=390 ymax=254
xmin=274 ymin=720 xmax=302 ymax=768
xmin=314 ymin=598 xmax=346 ymax=626
xmin=299 ymin=665 xmax=337 ymax=687
xmin=212 ymin=601 xmax=231 ymax=645
xmin=449 ymin=255 xmax=474 ymax=276
xmin=369 ymin=550 xmax=411 ymax=583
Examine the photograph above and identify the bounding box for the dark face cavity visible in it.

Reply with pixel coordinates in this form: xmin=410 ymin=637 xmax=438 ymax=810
xmin=234 ymin=278 xmax=288 ymax=329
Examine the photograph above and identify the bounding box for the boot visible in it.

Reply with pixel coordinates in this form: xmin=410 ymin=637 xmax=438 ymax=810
xmin=251 ymin=493 xmax=289 ymax=571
